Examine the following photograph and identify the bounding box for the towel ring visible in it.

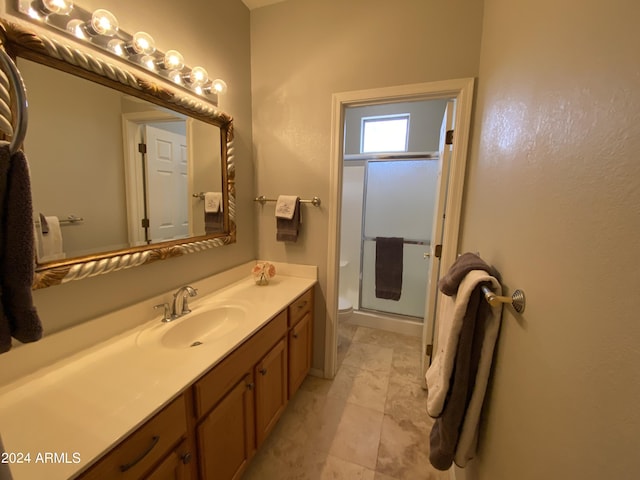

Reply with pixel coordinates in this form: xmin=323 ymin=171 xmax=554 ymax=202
xmin=0 ymin=49 xmax=28 ymax=155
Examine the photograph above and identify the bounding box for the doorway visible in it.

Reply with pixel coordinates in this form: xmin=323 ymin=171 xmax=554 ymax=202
xmin=339 ymin=100 xmax=449 ymax=337
xmin=325 ymin=78 xmax=475 ymax=380
xmin=122 ymin=110 xmax=189 ymax=247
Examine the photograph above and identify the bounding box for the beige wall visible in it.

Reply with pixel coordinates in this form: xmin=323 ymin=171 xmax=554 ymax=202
xmin=251 ymin=0 xmax=484 ymax=369
xmin=343 ymin=100 xmax=448 ymax=155
xmin=460 ymin=0 xmax=640 ymax=478
xmin=2 ymin=0 xmax=256 ymax=333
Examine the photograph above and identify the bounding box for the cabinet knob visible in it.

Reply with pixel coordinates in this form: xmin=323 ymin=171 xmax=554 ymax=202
xmin=181 ymin=452 xmax=192 ymax=464
xmin=259 ymin=368 xmax=267 ymax=375
xmin=246 ymin=382 xmax=255 ymax=391
xmin=292 ymin=333 xmax=299 ymax=339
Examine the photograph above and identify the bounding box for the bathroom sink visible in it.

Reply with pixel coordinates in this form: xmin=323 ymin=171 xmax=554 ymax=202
xmin=137 ymin=303 xmax=246 ymax=349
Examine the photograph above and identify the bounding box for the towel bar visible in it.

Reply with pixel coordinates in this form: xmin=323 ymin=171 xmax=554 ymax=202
xmin=481 ymin=285 xmax=526 ymax=313
xmin=254 ymin=195 xmax=321 ymax=207
xmin=35 ymin=215 xmax=84 ymax=226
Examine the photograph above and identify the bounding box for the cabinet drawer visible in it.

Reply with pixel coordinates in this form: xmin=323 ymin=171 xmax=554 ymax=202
xmin=288 ymin=289 xmax=313 ymax=328
xmin=194 ymin=310 xmax=287 ymax=419
xmin=78 ymin=395 xmax=187 ymax=480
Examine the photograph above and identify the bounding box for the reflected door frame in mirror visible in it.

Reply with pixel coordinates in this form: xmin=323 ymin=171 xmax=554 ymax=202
xmin=0 ymin=18 xmax=236 ymax=289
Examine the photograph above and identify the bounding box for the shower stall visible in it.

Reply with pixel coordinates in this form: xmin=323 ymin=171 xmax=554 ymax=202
xmin=338 ymin=99 xmax=448 ymax=336
xmin=339 ymin=156 xmax=440 ymax=335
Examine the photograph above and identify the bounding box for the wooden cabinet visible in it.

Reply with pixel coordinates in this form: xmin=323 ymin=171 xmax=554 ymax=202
xmin=288 ymin=311 xmax=313 ymax=398
xmin=288 ymin=288 xmax=313 ymax=328
xmin=196 ymin=375 xmax=255 ymax=480
xmin=145 ymin=440 xmax=193 ymax=480
xmin=194 ymin=310 xmax=288 ymax=480
xmin=77 ymin=286 xmax=315 ymax=480
xmin=77 ymin=395 xmax=190 ymax=480
xmin=255 ymin=338 xmax=288 ymax=446
xmin=287 ymin=289 xmax=314 ymax=398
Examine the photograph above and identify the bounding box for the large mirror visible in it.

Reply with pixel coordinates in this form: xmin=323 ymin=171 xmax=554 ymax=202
xmin=0 ymin=19 xmax=236 ymax=289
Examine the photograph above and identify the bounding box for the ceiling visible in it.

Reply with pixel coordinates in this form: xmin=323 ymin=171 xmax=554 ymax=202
xmin=242 ymin=0 xmax=287 ymax=10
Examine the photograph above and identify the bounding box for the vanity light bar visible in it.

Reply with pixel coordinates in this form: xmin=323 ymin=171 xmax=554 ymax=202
xmin=17 ymin=0 xmax=226 ymax=100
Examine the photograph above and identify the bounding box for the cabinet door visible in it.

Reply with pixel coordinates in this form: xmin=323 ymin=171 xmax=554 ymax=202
xmin=197 ymin=374 xmax=255 ymax=480
xmin=145 ymin=440 xmax=193 ymax=480
xmin=255 ymin=338 xmax=287 ymax=447
xmin=288 ymin=311 xmax=312 ymax=398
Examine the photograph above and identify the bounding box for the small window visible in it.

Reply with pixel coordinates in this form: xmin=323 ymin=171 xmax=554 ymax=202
xmin=361 ymin=114 xmax=410 ymax=153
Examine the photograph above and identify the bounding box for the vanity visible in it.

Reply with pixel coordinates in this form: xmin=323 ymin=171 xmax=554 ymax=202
xmin=0 ymin=262 xmax=317 ymax=480
xmin=0 ymin=10 xmax=319 ymax=480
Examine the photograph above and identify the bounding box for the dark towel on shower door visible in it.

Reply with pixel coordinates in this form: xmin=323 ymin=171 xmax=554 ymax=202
xmin=375 ymin=237 xmax=403 ymax=301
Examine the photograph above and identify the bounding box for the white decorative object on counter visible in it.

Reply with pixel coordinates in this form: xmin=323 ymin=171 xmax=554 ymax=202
xmin=252 ymin=261 xmax=276 ymax=285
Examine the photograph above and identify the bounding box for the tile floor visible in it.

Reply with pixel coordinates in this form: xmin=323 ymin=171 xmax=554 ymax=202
xmin=243 ymin=320 xmax=450 ymax=480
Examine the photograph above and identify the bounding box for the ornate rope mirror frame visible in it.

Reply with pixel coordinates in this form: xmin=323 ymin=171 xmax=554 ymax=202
xmin=0 ymin=18 xmax=236 ymax=289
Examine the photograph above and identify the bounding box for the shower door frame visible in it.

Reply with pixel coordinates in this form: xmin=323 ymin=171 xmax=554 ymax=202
xmin=355 ymin=154 xmax=440 ymax=321
xmin=325 ymin=78 xmax=475 ymax=380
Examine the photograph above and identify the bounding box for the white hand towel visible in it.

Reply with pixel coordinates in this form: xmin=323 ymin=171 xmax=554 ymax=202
xmin=35 ymin=216 xmax=65 ymax=263
xmin=275 ymin=195 xmax=298 ymax=220
xmin=425 ymin=270 xmax=500 ymax=417
xmin=204 ymin=192 xmax=222 ymax=213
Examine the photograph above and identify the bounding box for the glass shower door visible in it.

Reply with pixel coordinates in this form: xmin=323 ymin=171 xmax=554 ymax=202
xmin=360 ymin=159 xmax=440 ymax=319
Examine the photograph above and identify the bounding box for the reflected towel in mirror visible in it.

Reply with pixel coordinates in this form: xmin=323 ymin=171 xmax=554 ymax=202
xmin=204 ymin=192 xmax=223 ymax=234
xmin=34 ymin=215 xmax=65 ymax=263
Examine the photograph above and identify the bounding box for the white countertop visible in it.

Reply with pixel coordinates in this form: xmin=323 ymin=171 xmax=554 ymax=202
xmin=0 ymin=262 xmax=317 ymax=480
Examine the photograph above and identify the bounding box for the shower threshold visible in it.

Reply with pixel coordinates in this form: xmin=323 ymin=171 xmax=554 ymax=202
xmin=348 ymin=308 xmax=423 ymax=337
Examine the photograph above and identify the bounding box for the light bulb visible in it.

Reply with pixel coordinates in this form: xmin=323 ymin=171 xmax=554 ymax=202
xmin=41 ymin=0 xmax=74 ymax=15
xmin=168 ymin=70 xmax=183 ymax=85
xmin=128 ymin=32 xmax=156 ymax=55
xmin=211 ymin=79 xmax=228 ymax=95
xmin=66 ymin=19 xmax=86 ymax=39
xmin=188 ymin=66 xmax=208 ymax=86
xmin=89 ymin=9 xmax=119 ymax=36
xmin=28 ymin=7 xmax=43 ymax=20
xmin=141 ymin=55 xmax=156 ymax=71
xmin=161 ymin=50 xmax=184 ymax=70
xmin=107 ymin=39 xmax=125 ymax=56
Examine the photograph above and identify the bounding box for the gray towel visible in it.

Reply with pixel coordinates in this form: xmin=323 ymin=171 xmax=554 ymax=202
xmin=429 ymin=252 xmax=496 ymax=470
xmin=438 ymin=252 xmax=498 ymax=295
xmin=375 ymin=237 xmax=403 ymax=300
xmin=204 ymin=211 xmax=224 ymax=234
xmin=0 ymin=145 xmax=42 ymax=353
xmin=276 ymin=197 xmax=301 ymax=242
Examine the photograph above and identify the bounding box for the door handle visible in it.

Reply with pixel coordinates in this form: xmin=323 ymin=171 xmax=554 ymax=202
xmin=423 ymin=252 xmax=431 ymax=259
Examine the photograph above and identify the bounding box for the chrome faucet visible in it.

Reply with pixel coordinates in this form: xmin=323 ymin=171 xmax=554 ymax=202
xmin=171 ymin=285 xmax=198 ymax=319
